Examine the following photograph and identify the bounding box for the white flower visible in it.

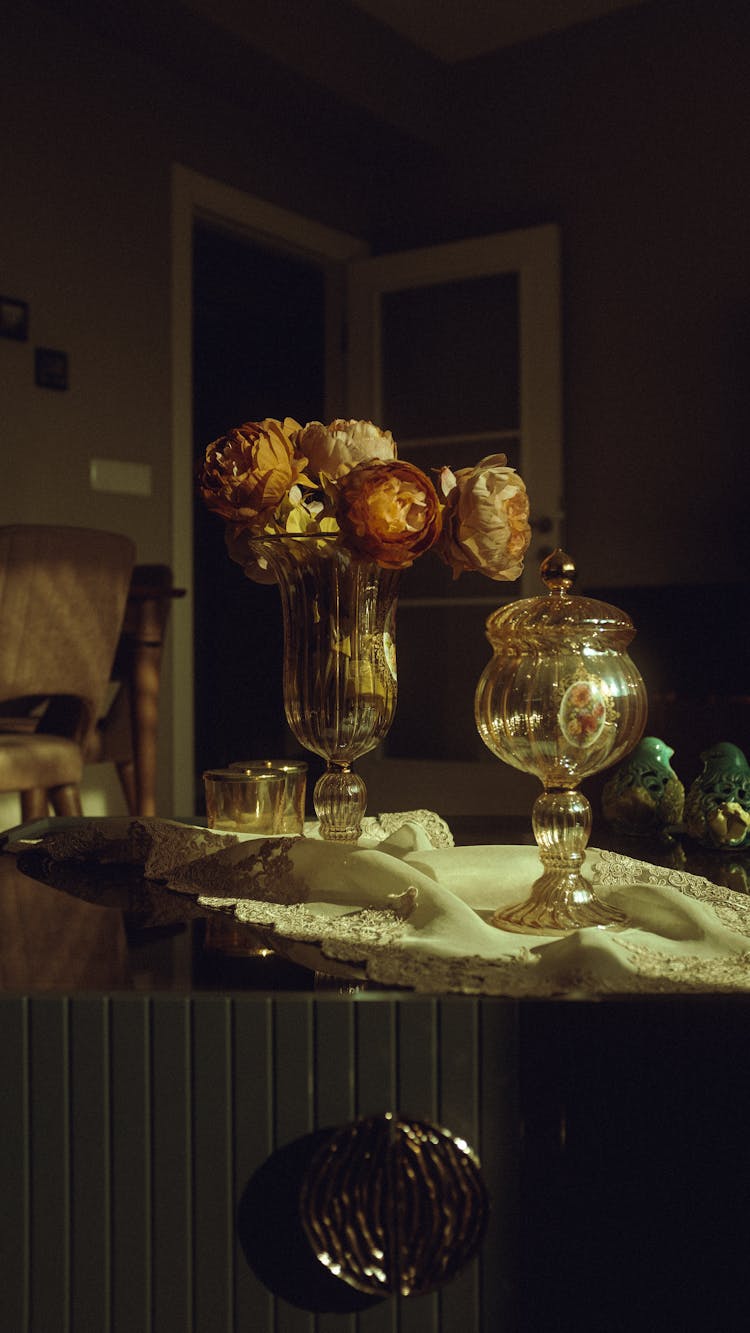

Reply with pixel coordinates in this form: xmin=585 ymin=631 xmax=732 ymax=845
xmin=437 ymin=454 xmax=531 ymax=582
xmin=297 ymin=418 xmax=396 ymax=481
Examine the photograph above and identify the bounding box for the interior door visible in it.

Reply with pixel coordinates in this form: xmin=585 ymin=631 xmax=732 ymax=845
xmin=346 ymin=225 xmax=563 ymax=816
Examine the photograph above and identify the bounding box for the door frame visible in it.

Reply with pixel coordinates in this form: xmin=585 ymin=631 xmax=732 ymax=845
xmin=170 ymin=164 xmax=367 ymax=814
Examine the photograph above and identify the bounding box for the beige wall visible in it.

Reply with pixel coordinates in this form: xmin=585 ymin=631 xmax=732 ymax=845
xmin=1 ymin=13 xmax=172 ymax=552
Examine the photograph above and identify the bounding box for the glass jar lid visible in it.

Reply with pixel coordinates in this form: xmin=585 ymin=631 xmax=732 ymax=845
xmin=484 ymin=549 xmax=637 ymax=654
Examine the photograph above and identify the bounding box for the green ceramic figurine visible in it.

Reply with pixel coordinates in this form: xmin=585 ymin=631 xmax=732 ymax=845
xmin=601 ymin=736 xmax=685 ymax=837
xmin=683 ymin=741 xmax=750 ymax=851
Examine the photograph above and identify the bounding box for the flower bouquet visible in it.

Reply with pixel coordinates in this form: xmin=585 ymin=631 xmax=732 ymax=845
xmin=198 ymin=416 xmax=531 ymax=840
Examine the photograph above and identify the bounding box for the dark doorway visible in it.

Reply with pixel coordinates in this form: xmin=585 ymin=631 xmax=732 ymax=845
xmin=192 ymin=222 xmax=326 ymax=806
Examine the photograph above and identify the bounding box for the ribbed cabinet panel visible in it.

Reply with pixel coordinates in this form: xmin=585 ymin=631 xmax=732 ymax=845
xmin=152 ymin=996 xmax=193 ymax=1333
xmin=192 ymin=995 xmax=234 ymax=1332
xmin=478 ymin=1001 xmax=520 ymax=1332
xmin=233 ymin=996 xmax=273 ymax=1332
xmin=0 ymin=993 xmax=519 ymax=1333
xmin=70 ymin=996 xmax=111 ymax=1333
xmin=110 ymin=996 xmax=152 ymax=1332
xmin=438 ymin=998 xmax=481 ymax=1333
xmin=315 ymin=1000 xmax=357 ymax=1333
xmin=355 ymin=999 xmax=398 ymax=1333
xmin=29 ymin=996 xmax=71 ymax=1332
xmin=0 ymin=996 xmax=29 ymax=1333
xmin=397 ymin=998 xmax=439 ymax=1333
xmin=273 ymin=998 xmax=316 ymax=1333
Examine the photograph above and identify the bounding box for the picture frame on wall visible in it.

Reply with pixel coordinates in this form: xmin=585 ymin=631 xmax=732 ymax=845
xmin=35 ymin=347 xmax=69 ymax=391
xmin=0 ymin=296 xmax=29 ymax=341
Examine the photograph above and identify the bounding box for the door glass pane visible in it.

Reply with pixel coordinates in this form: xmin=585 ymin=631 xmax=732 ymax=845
xmin=381 ymin=272 xmax=519 ymax=438
xmin=388 ymin=605 xmax=498 ymax=761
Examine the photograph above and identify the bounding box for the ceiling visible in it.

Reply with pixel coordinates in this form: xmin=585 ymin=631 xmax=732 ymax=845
xmin=346 ymin=0 xmax=648 ymax=63
xmin=55 ymin=0 xmax=655 ymax=153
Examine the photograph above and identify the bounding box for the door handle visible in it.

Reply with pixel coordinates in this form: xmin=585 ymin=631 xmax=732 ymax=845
xmin=299 ymin=1112 xmax=489 ymax=1297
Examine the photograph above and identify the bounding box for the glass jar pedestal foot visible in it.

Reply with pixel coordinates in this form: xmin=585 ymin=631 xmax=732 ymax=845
xmin=489 ymin=789 xmax=629 ymax=935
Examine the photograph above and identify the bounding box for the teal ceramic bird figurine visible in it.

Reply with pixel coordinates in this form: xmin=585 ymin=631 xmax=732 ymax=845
xmin=601 ymin=736 xmax=685 ymax=836
xmin=683 ymin=741 xmax=750 ymax=850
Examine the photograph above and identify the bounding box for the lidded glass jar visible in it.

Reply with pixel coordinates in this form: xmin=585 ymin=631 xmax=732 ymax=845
xmin=475 ymin=549 xmax=647 ymax=933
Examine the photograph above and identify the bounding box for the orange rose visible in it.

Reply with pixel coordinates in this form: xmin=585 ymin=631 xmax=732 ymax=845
xmin=336 ymin=459 xmax=442 ymax=568
xmin=198 ymin=417 xmax=312 ymax=531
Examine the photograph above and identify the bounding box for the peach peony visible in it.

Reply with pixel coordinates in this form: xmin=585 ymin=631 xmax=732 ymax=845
xmin=437 ymin=453 xmax=531 ymax=581
xmin=336 ymin=459 xmax=442 ymax=569
xmin=198 ymin=417 xmax=312 ymax=531
xmin=297 ymin=418 xmax=396 ymax=481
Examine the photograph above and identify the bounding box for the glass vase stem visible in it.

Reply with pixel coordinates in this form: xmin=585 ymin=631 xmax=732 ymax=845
xmin=314 ymin=763 xmax=367 ymax=843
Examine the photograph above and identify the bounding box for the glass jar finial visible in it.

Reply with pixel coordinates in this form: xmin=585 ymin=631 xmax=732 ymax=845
xmin=539 ymin=547 xmax=576 ymax=592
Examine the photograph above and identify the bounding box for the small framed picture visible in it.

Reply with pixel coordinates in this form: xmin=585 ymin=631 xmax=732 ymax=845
xmin=0 ymin=296 xmax=29 ymax=341
xmin=35 ymin=347 xmax=69 ymax=391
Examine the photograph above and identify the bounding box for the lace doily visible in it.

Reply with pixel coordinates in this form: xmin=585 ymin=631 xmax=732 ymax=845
xmin=595 ymin=849 xmax=750 ymax=939
xmin=370 ymin=810 xmax=454 ymax=849
xmin=191 ymin=845 xmax=750 ymax=997
xmin=8 ymin=816 xmax=238 ymax=877
xmin=11 ymin=817 xmax=750 ymax=997
xmin=173 ymin=838 xmax=308 ymax=905
xmin=304 ymin=810 xmax=454 ymax=849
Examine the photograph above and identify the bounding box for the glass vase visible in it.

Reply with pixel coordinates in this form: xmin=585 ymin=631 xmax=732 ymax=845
xmin=251 ymin=535 xmax=399 ymax=841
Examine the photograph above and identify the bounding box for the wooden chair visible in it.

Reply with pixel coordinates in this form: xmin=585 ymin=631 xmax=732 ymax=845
xmin=84 ymin=564 xmax=184 ymax=816
xmin=0 ymin=525 xmax=136 ymax=824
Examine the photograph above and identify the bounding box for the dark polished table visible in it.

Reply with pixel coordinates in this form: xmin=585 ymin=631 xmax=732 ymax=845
xmin=1 ymin=817 xmax=749 ymax=1333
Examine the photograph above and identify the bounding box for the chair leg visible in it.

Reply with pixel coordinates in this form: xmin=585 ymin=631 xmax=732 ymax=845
xmin=116 ymin=758 xmax=139 ymax=815
xmin=21 ymin=787 xmax=49 ymax=822
xmin=48 ymin=784 xmax=84 ymax=817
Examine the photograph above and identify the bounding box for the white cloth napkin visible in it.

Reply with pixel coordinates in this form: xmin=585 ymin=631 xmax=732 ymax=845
xmin=11 ymin=815 xmax=750 ymax=996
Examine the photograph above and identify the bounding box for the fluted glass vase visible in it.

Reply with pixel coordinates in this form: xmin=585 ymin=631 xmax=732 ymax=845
xmin=251 ymin=535 xmax=399 ymax=841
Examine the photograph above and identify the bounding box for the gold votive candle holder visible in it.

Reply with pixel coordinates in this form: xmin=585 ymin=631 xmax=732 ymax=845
xmin=203 ymin=767 xmax=286 ymax=835
xmin=228 ymin=759 xmax=307 ymax=836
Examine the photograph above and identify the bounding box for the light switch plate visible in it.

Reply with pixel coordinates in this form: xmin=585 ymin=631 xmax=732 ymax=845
xmin=90 ymin=458 xmax=152 ymax=496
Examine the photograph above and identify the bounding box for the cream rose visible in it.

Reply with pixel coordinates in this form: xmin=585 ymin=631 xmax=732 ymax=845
xmin=437 ymin=454 xmax=531 ymax=582
xmin=297 ymin=418 xmax=396 ymax=481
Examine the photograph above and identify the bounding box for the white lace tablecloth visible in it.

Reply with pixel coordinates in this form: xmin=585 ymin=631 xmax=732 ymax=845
xmin=10 ymin=814 xmax=750 ymax=996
